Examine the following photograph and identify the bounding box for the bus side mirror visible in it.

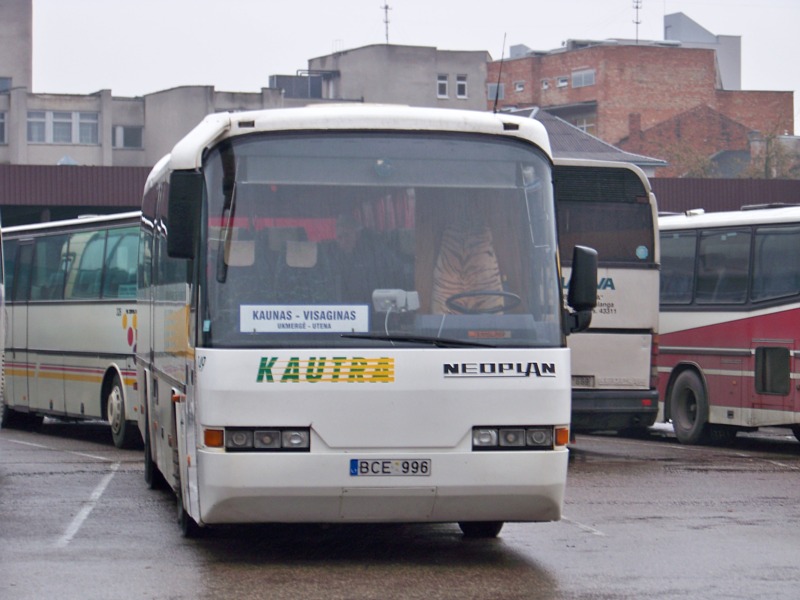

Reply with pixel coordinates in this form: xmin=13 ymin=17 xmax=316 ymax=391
xmin=566 ymin=245 xmax=598 ymax=334
xmin=167 ymin=171 xmax=203 ymax=259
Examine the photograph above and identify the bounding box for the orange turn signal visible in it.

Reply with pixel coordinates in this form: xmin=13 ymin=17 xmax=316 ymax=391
xmin=204 ymin=428 xmax=225 ymax=448
xmin=555 ymin=426 xmax=570 ymax=447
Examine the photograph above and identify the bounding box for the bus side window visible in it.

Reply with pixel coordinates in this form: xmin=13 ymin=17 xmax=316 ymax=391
xmin=103 ymin=227 xmax=139 ymax=299
xmin=66 ymin=231 xmax=106 ymax=300
xmin=30 ymin=234 xmax=69 ymax=301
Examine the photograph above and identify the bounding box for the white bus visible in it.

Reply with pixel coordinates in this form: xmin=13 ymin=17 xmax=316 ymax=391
xmin=0 ymin=214 xmax=4 ymax=419
xmin=554 ymin=159 xmax=660 ymax=433
xmin=137 ymin=105 xmax=597 ymax=537
xmin=0 ymin=212 xmax=141 ymax=448
xmin=658 ymin=205 xmax=800 ymax=444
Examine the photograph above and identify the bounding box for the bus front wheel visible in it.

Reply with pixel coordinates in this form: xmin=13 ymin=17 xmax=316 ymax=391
xmin=670 ymin=370 xmax=709 ymax=445
xmin=458 ymin=521 xmax=504 ymax=538
xmin=177 ymin=489 xmax=201 ymax=538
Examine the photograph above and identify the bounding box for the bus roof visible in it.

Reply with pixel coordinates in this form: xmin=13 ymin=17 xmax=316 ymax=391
xmin=147 ymin=105 xmax=553 ymax=190
xmin=2 ymin=211 xmax=141 ymax=236
xmin=659 ymin=205 xmax=800 ymax=231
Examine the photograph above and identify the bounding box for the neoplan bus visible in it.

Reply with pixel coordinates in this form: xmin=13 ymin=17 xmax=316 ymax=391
xmin=136 ymin=104 xmax=598 ymax=537
xmin=0 ymin=212 xmax=141 ymax=448
xmin=554 ymin=159 xmax=659 ymax=433
xmin=659 ymin=205 xmax=800 ymax=444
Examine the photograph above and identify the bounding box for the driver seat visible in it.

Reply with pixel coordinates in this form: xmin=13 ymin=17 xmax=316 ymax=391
xmin=431 ymin=223 xmax=504 ymax=314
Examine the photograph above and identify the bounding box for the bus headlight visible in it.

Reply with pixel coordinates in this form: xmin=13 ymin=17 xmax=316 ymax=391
xmin=282 ymin=430 xmax=310 ymax=449
xmin=472 ymin=428 xmax=499 ymax=447
xmin=225 ymin=430 xmax=253 ymax=450
xmin=472 ymin=426 xmax=557 ymax=450
xmin=212 ymin=427 xmax=311 ymax=452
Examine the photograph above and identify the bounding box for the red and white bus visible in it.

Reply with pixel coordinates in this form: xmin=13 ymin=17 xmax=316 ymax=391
xmin=658 ymin=205 xmax=800 ymax=444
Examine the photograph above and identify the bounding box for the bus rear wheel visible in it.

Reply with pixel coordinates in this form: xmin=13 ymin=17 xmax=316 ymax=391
xmin=458 ymin=521 xmax=504 ymax=538
xmin=670 ymin=370 xmax=709 ymax=445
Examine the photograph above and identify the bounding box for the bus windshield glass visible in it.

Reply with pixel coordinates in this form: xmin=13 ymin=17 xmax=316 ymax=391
xmin=199 ymin=131 xmax=560 ymax=349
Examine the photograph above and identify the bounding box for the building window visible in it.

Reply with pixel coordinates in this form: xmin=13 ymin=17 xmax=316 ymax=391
xmin=27 ymin=111 xmax=46 ymax=142
xmin=113 ymin=125 xmax=143 ymax=149
xmin=437 ymin=74 xmax=449 ymax=98
xmin=0 ymin=77 xmax=11 ymax=93
xmin=487 ymin=83 xmax=504 ymax=102
xmin=456 ymin=75 xmax=468 ymax=98
xmin=79 ymin=113 xmax=99 ymax=144
xmin=570 ymin=115 xmax=597 ymax=135
xmin=541 ymin=79 xmax=549 ymax=90
xmin=572 ymin=69 xmax=596 ymax=88
xmin=0 ymin=112 xmax=6 ymax=144
xmin=556 ymin=77 xmax=569 ymax=88
xmin=26 ymin=111 xmax=100 ymax=145
xmin=53 ymin=111 xmax=73 ymax=143
xmin=514 ymin=81 xmax=525 ymax=93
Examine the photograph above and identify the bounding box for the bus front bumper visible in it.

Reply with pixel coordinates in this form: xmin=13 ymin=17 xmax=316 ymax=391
xmin=570 ymin=389 xmax=660 ymax=432
xmin=193 ymin=449 xmax=569 ymax=526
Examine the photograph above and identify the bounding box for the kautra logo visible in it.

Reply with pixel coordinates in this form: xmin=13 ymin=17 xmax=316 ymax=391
xmin=256 ymin=357 xmax=394 ymax=383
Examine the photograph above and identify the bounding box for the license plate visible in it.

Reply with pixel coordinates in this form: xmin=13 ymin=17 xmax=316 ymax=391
xmin=349 ymin=459 xmax=431 ymax=477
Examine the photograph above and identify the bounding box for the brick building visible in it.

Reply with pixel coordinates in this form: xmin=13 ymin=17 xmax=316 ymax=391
xmin=489 ymin=30 xmax=794 ymax=177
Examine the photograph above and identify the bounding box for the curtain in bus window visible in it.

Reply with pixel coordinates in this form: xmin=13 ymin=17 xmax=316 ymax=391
xmin=752 ymin=225 xmax=800 ymax=302
xmin=659 ymin=231 xmax=696 ymax=304
xmin=696 ymin=229 xmax=751 ymax=304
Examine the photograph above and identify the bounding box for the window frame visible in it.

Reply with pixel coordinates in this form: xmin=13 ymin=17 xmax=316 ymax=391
xmin=572 ymin=69 xmax=596 ymax=89
xmin=456 ymin=74 xmax=468 ymax=99
xmin=437 ymin=74 xmax=449 ymax=99
xmin=26 ymin=110 xmax=100 ymax=145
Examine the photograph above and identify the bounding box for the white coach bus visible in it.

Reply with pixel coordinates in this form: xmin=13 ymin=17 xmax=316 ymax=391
xmin=0 ymin=212 xmax=141 ymax=448
xmin=554 ymin=159 xmax=660 ymax=434
xmin=136 ymin=105 xmax=597 ymax=537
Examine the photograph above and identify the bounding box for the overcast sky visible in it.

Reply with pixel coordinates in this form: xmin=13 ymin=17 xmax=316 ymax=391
xmin=32 ymin=0 xmax=799 ymax=131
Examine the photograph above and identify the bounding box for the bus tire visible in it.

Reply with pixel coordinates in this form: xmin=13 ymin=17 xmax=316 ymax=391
xmin=670 ymin=370 xmax=709 ymax=445
xmin=143 ymin=418 xmax=166 ymax=490
xmin=458 ymin=521 xmax=504 ymax=538
xmin=0 ymin=398 xmax=13 ymax=428
xmin=106 ymin=374 xmax=140 ymax=450
xmin=177 ymin=488 xmax=201 ymax=538
xmin=707 ymin=424 xmax=737 ymax=446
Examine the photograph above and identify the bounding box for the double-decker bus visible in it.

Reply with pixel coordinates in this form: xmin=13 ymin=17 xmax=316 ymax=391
xmin=0 ymin=213 xmax=141 ymax=448
xmin=658 ymin=205 xmax=800 ymax=444
xmin=554 ymin=159 xmax=660 ymax=433
xmin=136 ymin=104 xmax=597 ymax=537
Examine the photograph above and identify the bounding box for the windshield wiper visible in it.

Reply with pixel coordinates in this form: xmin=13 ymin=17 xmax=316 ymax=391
xmin=340 ymin=333 xmax=495 ymax=348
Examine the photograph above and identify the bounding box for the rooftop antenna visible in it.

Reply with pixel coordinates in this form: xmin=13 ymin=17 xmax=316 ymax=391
xmin=492 ymin=33 xmax=507 ymax=113
xmin=381 ymin=3 xmax=391 ymax=44
xmin=633 ymin=0 xmax=642 ymax=44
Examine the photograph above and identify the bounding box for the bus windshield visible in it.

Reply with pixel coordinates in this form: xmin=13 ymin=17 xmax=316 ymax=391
xmin=199 ymin=131 xmax=561 ymax=349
